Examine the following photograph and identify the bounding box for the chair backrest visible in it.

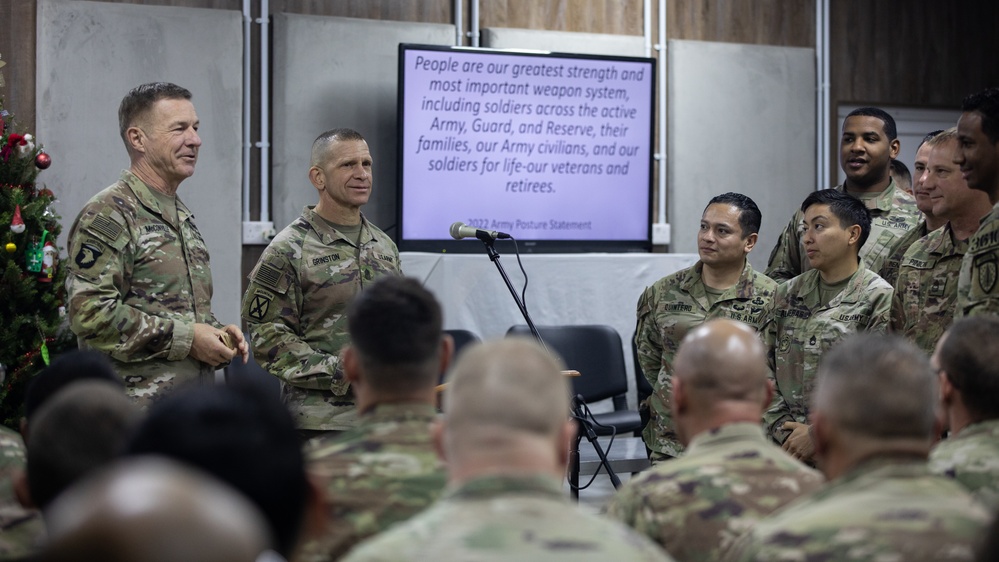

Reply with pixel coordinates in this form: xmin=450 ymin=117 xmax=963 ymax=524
xmin=444 ymin=329 xmax=481 ymax=360
xmin=506 ymin=324 xmax=629 ymax=404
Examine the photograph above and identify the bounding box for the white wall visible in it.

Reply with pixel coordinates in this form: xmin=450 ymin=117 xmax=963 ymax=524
xmin=668 ymin=40 xmax=816 ymax=271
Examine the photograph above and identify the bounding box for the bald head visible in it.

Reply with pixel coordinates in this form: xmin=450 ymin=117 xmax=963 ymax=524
xmin=674 ymin=319 xmax=768 ymax=404
xmin=814 ymin=334 xmax=937 ymax=441
xmin=41 ymin=457 xmax=269 ymax=562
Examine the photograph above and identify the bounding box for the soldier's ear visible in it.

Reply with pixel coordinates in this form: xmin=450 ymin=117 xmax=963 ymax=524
xmin=342 ymin=346 xmax=361 ymax=385
xmin=432 ymin=418 xmax=447 ymax=463
xmin=847 ymin=224 xmax=862 ymax=247
xmin=742 ymin=232 xmax=758 ymax=254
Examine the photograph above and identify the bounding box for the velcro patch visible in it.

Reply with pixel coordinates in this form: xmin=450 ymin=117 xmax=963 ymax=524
xmin=254 ymin=262 xmax=283 ymax=290
xmin=90 ymin=213 xmax=123 ymax=241
xmin=75 ymin=242 xmax=105 ymax=269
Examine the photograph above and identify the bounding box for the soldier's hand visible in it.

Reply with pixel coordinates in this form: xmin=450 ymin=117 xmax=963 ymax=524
xmin=191 ymin=323 xmax=238 ymax=367
xmin=781 ymin=421 xmax=815 ymax=462
xmin=221 ymin=324 xmax=250 ymax=364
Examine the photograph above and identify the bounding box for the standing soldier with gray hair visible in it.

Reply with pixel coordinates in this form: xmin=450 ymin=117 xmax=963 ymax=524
xmin=891 ymin=128 xmax=992 ymax=356
xmin=241 ymin=128 xmax=400 ymax=436
xmin=728 ymin=334 xmax=990 ymax=562
xmin=66 ymin=82 xmax=248 ymax=406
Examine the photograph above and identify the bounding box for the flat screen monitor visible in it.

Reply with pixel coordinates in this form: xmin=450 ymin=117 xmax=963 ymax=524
xmin=397 ymin=44 xmax=655 ymax=253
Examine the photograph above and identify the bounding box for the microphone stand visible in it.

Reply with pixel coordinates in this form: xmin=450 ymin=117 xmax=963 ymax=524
xmin=475 ymin=234 xmax=621 ymax=499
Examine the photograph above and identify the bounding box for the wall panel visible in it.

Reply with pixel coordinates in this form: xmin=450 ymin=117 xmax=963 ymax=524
xmin=36 ymin=0 xmax=245 ymax=326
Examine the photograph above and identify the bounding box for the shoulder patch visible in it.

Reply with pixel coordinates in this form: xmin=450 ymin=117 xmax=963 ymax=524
xmin=253 ymin=262 xmax=284 ymax=291
xmin=74 ymin=241 xmax=105 ymax=269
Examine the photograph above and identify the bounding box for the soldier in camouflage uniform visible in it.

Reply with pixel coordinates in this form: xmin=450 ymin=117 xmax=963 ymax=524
xmin=764 ymin=190 xmax=892 ymax=461
xmin=66 ymin=83 xmax=247 ymax=406
xmin=242 ymin=129 xmax=400 ymax=434
xmin=928 ymin=318 xmax=999 ymax=510
xmin=298 ymin=277 xmax=449 ymax=561
xmin=892 ymin=129 xmax=992 ymax=356
xmin=766 ymin=107 xmax=921 ymax=285
xmin=608 ymin=319 xmax=822 ymax=561
xmin=343 ymin=339 xmax=674 ymax=562
xmin=955 ymin=88 xmax=999 ymax=318
xmin=726 ymin=335 xmax=990 ymax=562
xmin=636 ymin=193 xmax=776 ymax=461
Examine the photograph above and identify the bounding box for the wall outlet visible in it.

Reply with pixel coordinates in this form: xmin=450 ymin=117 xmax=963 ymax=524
xmin=652 ymin=223 xmax=670 ymax=245
xmin=243 ymin=221 xmax=276 ymax=245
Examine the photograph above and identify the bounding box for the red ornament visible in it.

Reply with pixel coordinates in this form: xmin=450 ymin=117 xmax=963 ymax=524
xmin=35 ymin=152 xmax=51 ymax=169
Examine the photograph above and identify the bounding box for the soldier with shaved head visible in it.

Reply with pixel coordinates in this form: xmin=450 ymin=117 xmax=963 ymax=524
xmin=729 ymin=335 xmax=989 ymax=562
xmin=242 ymin=128 xmax=401 ymax=437
xmin=344 ymin=339 xmax=673 ymax=562
xmin=608 ymin=319 xmax=822 ymax=561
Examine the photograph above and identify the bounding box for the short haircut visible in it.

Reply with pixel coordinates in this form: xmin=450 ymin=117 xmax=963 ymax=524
xmin=801 ymin=189 xmax=872 ymax=249
xmin=674 ymin=319 xmax=768 ymax=404
xmin=937 ymin=317 xmax=999 ymax=420
xmin=347 ymin=276 xmax=443 ymax=394
xmin=310 ymin=128 xmax=366 ymax=167
xmin=27 ymin=381 xmax=139 ymax=510
xmin=814 ymin=334 xmax=937 ymax=440
xmin=25 ymin=350 xmax=122 ymax=422
xmin=443 ymin=339 xmax=569 ymax=441
xmin=705 ymin=192 xmax=762 ymax=238
xmin=925 ymin=127 xmax=958 ymax=149
xmin=918 ymin=129 xmax=945 ymax=150
xmin=961 ymin=87 xmax=999 ymax=144
xmin=125 ymin=381 xmax=307 ymax=557
xmin=845 ymin=107 xmax=898 ymax=141
xmin=41 ymin=458 xmax=270 ymax=562
xmin=889 ymin=159 xmax=911 ymax=188
xmin=118 ymin=82 xmax=192 ymax=144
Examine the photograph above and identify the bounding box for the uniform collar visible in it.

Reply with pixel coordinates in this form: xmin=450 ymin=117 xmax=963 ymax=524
xmin=121 ymin=169 xmax=193 ymax=223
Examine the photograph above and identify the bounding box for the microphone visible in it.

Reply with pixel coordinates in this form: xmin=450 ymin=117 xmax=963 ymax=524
xmin=449 ymin=221 xmax=512 ymax=241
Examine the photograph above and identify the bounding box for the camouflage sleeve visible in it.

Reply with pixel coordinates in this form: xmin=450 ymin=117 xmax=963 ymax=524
xmin=634 ymin=286 xmax=661 ymax=387
xmin=868 ymin=285 xmax=893 ymax=334
xmin=761 ymin=308 xmax=793 ymax=444
xmin=66 ymin=208 xmax=194 ymax=362
xmin=241 ymin=253 xmax=346 ymax=394
xmin=889 ymin=287 xmax=905 ymax=333
xmin=765 ymin=212 xmax=804 ymax=283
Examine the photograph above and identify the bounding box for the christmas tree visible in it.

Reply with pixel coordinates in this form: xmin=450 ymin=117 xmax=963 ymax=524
xmin=0 ymin=53 xmax=73 ymax=428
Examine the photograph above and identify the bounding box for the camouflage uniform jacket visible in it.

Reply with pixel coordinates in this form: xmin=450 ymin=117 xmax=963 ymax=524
xmin=300 ymin=403 xmax=447 ymax=561
xmin=241 ymin=207 xmax=400 ymax=430
xmin=606 ymin=422 xmax=823 ymax=562
xmin=66 ymin=170 xmax=221 ymax=406
xmin=342 ymin=474 xmax=675 ymax=562
xmin=765 ymin=180 xmax=921 ymax=282
xmin=956 ymin=202 xmax=999 ymax=318
xmin=929 ymin=418 xmax=999 ymax=511
xmin=636 ymin=261 xmax=776 ymax=459
xmin=891 ymin=223 xmax=966 ymax=357
xmin=725 ymin=455 xmax=990 ymax=562
xmin=0 ymin=426 xmax=43 ymax=560
xmin=763 ymin=265 xmax=892 ymax=444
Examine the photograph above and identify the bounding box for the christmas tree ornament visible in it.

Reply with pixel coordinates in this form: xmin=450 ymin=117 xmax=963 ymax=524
xmin=35 ymin=152 xmax=51 ymax=170
xmin=39 ymin=239 xmax=58 ymax=282
xmin=16 ymin=134 xmax=34 ymax=157
xmin=4 ymin=242 xmax=15 ymax=253
xmin=25 ymin=238 xmax=43 ymax=273
xmin=9 ymin=204 xmax=25 ymax=233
